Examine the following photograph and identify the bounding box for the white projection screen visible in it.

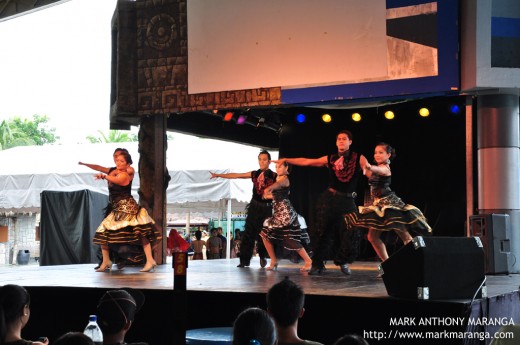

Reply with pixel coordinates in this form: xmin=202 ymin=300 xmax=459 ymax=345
xmin=187 ymin=0 xmax=388 ymax=94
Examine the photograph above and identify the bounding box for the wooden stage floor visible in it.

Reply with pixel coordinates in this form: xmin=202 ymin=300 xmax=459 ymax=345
xmin=2 ymin=258 xmax=520 ymax=345
xmin=2 ymin=257 xmax=520 ymax=299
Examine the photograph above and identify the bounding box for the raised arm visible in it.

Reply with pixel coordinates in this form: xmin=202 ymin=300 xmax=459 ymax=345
xmin=78 ymin=161 xmax=111 ymax=174
xmin=273 ymin=156 xmax=328 ymax=168
xmin=209 ymin=171 xmax=251 ymax=179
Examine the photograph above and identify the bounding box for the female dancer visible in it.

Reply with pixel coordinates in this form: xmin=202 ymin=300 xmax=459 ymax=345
xmin=210 ymin=150 xmax=276 ymax=268
xmin=348 ymin=142 xmax=431 ymax=261
xmin=260 ymin=161 xmax=312 ymax=272
xmin=93 ymin=151 xmax=161 ymax=272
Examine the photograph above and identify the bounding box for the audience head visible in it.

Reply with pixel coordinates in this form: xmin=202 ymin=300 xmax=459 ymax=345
xmin=97 ymin=288 xmax=145 ymax=335
xmin=333 ymin=334 xmax=370 ymax=345
xmin=266 ymin=277 xmax=304 ymax=327
xmin=233 ymin=307 xmax=276 ymax=345
xmin=54 ymin=332 xmax=94 ymax=345
xmin=195 ymin=230 xmax=202 ymax=240
xmin=0 ymin=284 xmax=31 ymax=342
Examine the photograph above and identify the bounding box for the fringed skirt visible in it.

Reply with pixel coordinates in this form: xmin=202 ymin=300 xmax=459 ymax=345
xmin=93 ymin=197 xmax=161 ymax=247
xmin=260 ymin=199 xmax=304 ymax=251
xmin=346 ymin=193 xmax=432 ymax=235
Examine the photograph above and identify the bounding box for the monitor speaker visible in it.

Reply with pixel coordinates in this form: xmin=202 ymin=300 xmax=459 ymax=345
xmin=380 ymin=236 xmax=486 ymax=300
xmin=469 ymin=214 xmax=512 ymax=274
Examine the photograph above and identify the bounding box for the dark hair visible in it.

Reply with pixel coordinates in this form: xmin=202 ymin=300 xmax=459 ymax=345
xmin=337 ymin=129 xmax=353 ymax=141
xmin=376 ymin=142 xmax=396 ymax=161
xmin=54 ymin=332 xmax=94 ymax=345
xmin=0 ymin=285 xmax=31 ymax=343
xmin=258 ymin=150 xmax=271 ymax=160
xmin=195 ymin=230 xmax=202 ymax=240
xmin=113 ymin=148 xmax=129 ymax=154
xmin=333 ymin=334 xmax=370 ymax=345
xmin=114 ymin=151 xmax=133 ymax=165
xmin=233 ymin=307 xmax=276 ymax=345
xmin=276 ymin=159 xmax=291 ymax=173
xmin=266 ymin=278 xmax=304 ymax=327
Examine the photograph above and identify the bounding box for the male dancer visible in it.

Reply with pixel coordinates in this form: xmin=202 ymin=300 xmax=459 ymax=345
xmin=275 ymin=130 xmax=367 ymax=275
xmin=210 ymin=150 xmax=276 ymax=268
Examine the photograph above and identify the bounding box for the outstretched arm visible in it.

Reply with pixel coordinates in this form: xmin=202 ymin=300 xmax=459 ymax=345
xmin=273 ymin=156 xmax=328 ymax=168
xmin=209 ymin=171 xmax=251 ymax=179
xmin=79 ymin=161 xmax=110 ymax=174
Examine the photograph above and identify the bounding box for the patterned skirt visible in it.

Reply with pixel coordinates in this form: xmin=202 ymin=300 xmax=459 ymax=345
xmin=345 ymin=193 xmax=432 ymax=235
xmin=93 ymin=197 xmax=161 ymax=247
xmin=260 ymin=199 xmax=304 ymax=251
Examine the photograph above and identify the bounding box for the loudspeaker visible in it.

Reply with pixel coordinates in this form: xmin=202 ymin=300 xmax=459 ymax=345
xmin=469 ymin=214 xmax=512 ymax=274
xmin=380 ymin=236 xmax=486 ymax=300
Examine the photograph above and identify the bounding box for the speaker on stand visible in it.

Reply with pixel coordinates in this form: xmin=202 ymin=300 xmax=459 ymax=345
xmin=469 ymin=214 xmax=512 ymax=274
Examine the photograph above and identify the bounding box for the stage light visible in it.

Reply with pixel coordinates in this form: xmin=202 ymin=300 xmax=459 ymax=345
xmin=384 ymin=111 xmax=395 ymax=120
xmin=322 ymin=113 xmax=332 ymax=123
xmin=237 ymin=115 xmax=247 ymax=124
xmin=450 ymin=104 xmax=461 ymax=114
xmin=419 ymin=108 xmax=430 ymax=117
xmin=296 ymin=113 xmax=306 ymax=123
xmin=352 ymin=113 xmax=361 ymax=122
xmin=223 ymin=111 xmax=233 ymax=121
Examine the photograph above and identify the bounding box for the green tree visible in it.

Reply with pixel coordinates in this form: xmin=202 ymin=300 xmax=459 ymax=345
xmin=0 ymin=115 xmax=57 ymax=150
xmin=86 ymin=130 xmax=137 ymax=143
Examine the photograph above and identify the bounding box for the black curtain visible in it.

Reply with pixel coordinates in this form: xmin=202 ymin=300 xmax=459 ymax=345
xmin=40 ymin=189 xmax=108 ymax=266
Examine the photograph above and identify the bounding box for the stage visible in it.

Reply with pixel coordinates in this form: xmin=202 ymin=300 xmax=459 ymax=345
xmin=2 ymin=258 xmax=520 ymax=345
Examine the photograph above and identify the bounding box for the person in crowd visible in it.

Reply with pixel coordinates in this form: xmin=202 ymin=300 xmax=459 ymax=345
xmin=206 ymin=228 xmax=222 ymax=259
xmin=54 ymin=332 xmax=94 ymax=345
xmin=266 ymin=278 xmax=323 ymax=345
xmin=231 ymin=229 xmax=242 ymax=259
xmin=260 ymin=161 xmax=312 ymax=272
xmin=210 ymin=150 xmax=276 ymax=268
xmin=0 ymin=284 xmax=49 ymax=345
xmin=166 ymin=229 xmax=190 ymax=255
xmin=351 ymin=142 xmax=432 ymax=262
xmin=79 ymin=148 xmax=138 ymax=270
xmin=332 ymin=334 xmax=370 ymax=345
xmin=217 ymin=227 xmax=227 ymax=258
xmin=274 ymin=130 xmax=367 ymax=275
xmin=97 ymin=288 xmax=147 ymax=345
xmin=92 ymin=151 xmax=161 ymax=273
xmin=232 ymin=307 xmax=277 ymax=345
xmin=191 ymin=230 xmax=207 ymax=260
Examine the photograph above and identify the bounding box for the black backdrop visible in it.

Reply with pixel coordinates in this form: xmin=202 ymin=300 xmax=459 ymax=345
xmin=277 ymin=96 xmax=468 ymax=259
xmin=40 ymin=189 xmax=108 ymax=266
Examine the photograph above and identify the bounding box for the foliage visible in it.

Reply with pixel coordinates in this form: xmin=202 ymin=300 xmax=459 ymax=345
xmin=0 ymin=115 xmax=58 ymax=150
xmin=86 ymin=130 xmax=138 ymax=143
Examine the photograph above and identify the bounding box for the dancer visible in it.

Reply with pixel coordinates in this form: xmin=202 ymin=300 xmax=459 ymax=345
xmin=210 ymin=150 xmax=276 ymax=268
xmin=79 ymin=148 xmax=136 ymax=269
xmin=92 ymin=151 xmax=161 ymax=272
xmin=350 ymin=142 xmax=432 ymax=261
xmin=260 ymin=161 xmax=312 ymax=272
xmin=274 ymin=130 xmax=367 ymax=275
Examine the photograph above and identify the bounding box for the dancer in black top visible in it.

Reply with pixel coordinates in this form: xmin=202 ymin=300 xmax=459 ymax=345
xmin=92 ymin=151 xmax=161 ymax=273
xmin=260 ymin=161 xmax=312 ymax=272
xmin=348 ymin=142 xmax=432 ymax=261
xmin=210 ymin=150 xmax=276 ymax=268
xmin=274 ymin=130 xmax=367 ymax=275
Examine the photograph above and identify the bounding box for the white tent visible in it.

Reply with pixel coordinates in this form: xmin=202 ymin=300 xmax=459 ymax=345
xmin=0 ymin=134 xmax=278 ymax=220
